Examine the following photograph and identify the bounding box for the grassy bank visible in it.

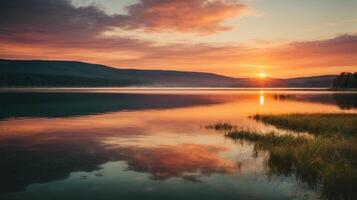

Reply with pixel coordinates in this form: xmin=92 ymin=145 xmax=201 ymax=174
xmin=207 ymin=113 xmax=357 ymax=200
xmin=253 ymin=113 xmax=357 ymax=137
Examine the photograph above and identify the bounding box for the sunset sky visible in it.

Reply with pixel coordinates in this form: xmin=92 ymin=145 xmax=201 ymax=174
xmin=0 ymin=0 xmax=356 ymax=78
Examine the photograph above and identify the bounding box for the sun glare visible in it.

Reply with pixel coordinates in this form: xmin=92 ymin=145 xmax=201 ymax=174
xmin=258 ymin=72 xmax=267 ymax=79
xmin=259 ymin=90 xmax=265 ymax=106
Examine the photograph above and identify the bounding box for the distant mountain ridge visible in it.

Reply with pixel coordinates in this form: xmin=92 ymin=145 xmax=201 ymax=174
xmin=0 ymin=59 xmax=336 ymax=87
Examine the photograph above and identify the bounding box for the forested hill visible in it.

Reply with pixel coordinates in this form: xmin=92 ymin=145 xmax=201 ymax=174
xmin=0 ymin=59 xmax=240 ymax=87
xmin=0 ymin=59 xmax=337 ymax=87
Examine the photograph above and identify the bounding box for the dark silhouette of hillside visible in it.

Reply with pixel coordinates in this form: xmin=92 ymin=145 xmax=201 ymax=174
xmin=0 ymin=59 xmax=337 ymax=87
xmin=333 ymin=72 xmax=357 ymax=89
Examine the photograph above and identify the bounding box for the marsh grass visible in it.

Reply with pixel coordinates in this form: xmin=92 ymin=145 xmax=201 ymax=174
xmin=252 ymin=113 xmax=357 ymax=137
xmin=207 ymin=113 xmax=357 ymax=200
xmin=205 ymin=122 xmax=237 ymax=131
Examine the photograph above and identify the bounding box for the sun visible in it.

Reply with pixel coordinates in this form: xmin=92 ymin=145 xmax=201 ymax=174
xmin=258 ymin=72 xmax=267 ymax=79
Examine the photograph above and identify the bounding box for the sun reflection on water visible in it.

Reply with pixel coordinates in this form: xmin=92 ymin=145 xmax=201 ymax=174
xmin=259 ymin=90 xmax=265 ymax=106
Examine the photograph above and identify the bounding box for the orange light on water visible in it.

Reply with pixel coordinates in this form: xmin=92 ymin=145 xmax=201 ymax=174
xmin=259 ymin=90 xmax=265 ymax=106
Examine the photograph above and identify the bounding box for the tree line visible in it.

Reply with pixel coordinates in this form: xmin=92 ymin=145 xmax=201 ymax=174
xmin=333 ymin=72 xmax=357 ymax=88
xmin=0 ymin=72 xmax=139 ymax=87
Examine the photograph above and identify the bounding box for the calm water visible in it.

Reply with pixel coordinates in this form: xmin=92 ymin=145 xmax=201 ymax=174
xmin=0 ymin=88 xmax=356 ymax=200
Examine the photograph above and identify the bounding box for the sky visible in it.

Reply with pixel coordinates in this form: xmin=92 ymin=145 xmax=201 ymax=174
xmin=0 ymin=0 xmax=356 ymax=78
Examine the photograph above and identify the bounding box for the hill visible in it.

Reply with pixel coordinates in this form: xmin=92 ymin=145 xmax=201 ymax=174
xmin=0 ymin=59 xmax=336 ymax=87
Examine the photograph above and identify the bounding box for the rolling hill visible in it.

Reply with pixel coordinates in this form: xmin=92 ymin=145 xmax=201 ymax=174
xmin=0 ymin=59 xmax=336 ymax=87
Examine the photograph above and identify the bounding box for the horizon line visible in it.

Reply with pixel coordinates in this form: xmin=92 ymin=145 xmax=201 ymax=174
xmin=0 ymin=58 xmax=345 ymax=80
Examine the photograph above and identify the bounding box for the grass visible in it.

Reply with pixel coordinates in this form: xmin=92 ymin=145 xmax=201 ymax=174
xmin=207 ymin=113 xmax=357 ymax=200
xmin=206 ymin=126 xmax=308 ymax=148
xmin=252 ymin=113 xmax=357 ymax=137
xmin=205 ymin=122 xmax=237 ymax=131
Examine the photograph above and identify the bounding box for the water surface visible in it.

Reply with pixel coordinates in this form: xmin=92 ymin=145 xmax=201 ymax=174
xmin=1 ymin=88 xmax=356 ymax=200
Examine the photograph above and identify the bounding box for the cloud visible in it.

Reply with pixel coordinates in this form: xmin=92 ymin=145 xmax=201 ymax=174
xmin=0 ymin=0 xmax=117 ymax=43
xmin=110 ymin=34 xmax=357 ymax=76
xmin=0 ymin=0 xmax=247 ymax=42
xmin=119 ymin=0 xmax=248 ymax=34
xmin=0 ymin=0 xmax=356 ymax=77
xmin=1 ymin=33 xmax=356 ymax=77
xmin=265 ymin=34 xmax=357 ymax=68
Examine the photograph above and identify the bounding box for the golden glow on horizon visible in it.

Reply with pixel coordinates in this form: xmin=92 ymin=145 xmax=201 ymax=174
xmin=258 ymin=72 xmax=267 ymax=79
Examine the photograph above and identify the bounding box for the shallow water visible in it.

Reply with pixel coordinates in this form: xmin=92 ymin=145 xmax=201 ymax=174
xmin=0 ymin=88 xmax=356 ymax=200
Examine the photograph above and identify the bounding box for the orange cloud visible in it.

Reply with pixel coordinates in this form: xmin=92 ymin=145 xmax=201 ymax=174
xmin=264 ymin=34 xmax=357 ymax=67
xmin=0 ymin=0 xmax=247 ymax=43
xmin=1 ymin=34 xmax=356 ymax=77
xmin=0 ymin=0 xmax=356 ymax=77
xmin=119 ymin=0 xmax=248 ymax=34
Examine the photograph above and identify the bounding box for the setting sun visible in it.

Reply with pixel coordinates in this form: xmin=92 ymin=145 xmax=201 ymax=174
xmin=258 ymin=72 xmax=267 ymax=79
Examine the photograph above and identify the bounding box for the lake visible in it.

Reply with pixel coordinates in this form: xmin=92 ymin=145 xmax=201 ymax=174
xmin=0 ymin=88 xmax=356 ymax=200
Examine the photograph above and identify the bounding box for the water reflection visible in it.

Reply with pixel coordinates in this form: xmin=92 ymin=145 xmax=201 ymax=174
xmin=333 ymin=93 xmax=357 ymax=110
xmin=0 ymin=89 xmax=356 ymax=200
xmin=0 ymin=92 xmax=228 ymax=119
xmin=259 ymin=90 xmax=265 ymax=106
xmin=113 ymin=144 xmax=237 ymax=181
xmin=0 ymin=131 xmax=239 ymax=194
xmin=273 ymin=92 xmax=357 ymax=110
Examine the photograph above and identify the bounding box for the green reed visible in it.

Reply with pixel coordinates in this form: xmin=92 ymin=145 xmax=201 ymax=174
xmin=252 ymin=113 xmax=357 ymax=137
xmin=207 ymin=113 xmax=357 ymax=200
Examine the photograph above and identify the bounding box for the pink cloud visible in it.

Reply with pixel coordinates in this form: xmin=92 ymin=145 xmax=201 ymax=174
xmin=0 ymin=0 xmax=248 ymax=43
xmin=119 ymin=0 xmax=248 ymax=34
xmin=266 ymin=34 xmax=357 ymax=68
xmin=0 ymin=0 xmax=355 ymax=77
